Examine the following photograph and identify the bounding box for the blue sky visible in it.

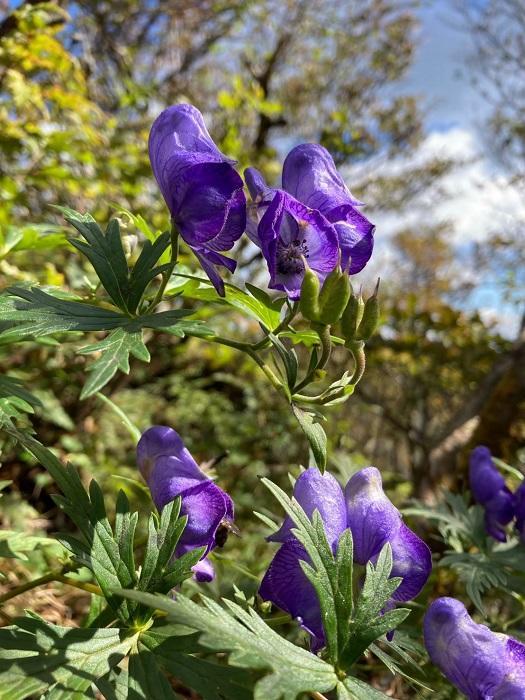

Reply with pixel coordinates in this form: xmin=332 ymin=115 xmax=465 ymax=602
xmin=405 ymin=1 xmax=489 ymax=133
xmin=360 ymin=0 xmax=523 ymax=337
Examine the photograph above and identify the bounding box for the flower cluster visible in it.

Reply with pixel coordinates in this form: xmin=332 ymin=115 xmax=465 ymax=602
xmin=137 ymin=425 xmax=234 ymax=582
xmin=259 ymin=466 xmax=431 ymax=650
xmin=469 ymin=445 xmax=519 ymax=542
xmin=424 ymin=597 xmax=525 ymax=699
xmin=149 ymin=104 xmax=374 ymax=297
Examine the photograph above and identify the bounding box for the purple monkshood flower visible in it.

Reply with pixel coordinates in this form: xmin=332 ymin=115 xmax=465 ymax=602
xmin=244 ymin=144 xmax=374 ymax=299
xmin=149 ymin=104 xmax=246 ymax=296
xmin=469 ymin=445 xmax=515 ymax=542
xmin=137 ymin=425 xmax=234 ymax=582
xmin=259 ymin=466 xmax=431 ymax=650
xmin=424 ymin=597 xmax=525 ymax=699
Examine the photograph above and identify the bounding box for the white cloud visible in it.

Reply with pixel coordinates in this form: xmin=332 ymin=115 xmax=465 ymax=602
xmin=351 ymin=126 xmax=525 ymax=247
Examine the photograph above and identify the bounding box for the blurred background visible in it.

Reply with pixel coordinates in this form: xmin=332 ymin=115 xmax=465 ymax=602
xmin=0 ymin=0 xmax=524 ymax=690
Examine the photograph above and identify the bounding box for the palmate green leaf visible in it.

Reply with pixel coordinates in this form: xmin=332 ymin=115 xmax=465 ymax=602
xmin=78 ymin=327 xmax=150 ymax=398
xmin=0 ymin=617 xmax=136 ymax=700
xmin=180 ymin=275 xmax=284 ymax=330
xmin=142 ymin=625 xmax=255 ymax=700
xmin=56 ymin=207 xmax=173 ymax=314
xmin=439 ymin=550 xmax=508 ymax=613
xmin=341 ymin=545 xmax=409 ymax=667
xmin=369 ymin=640 xmax=432 ymax=692
xmin=117 ymin=589 xmax=338 ymax=700
xmin=56 ymin=207 xmax=129 ymax=312
xmin=291 ymin=404 xmax=327 ymax=471
xmin=337 ymin=677 xmax=389 ymax=699
xmin=0 ymin=287 xmax=129 ymax=339
xmin=0 ymin=374 xmax=41 ymax=427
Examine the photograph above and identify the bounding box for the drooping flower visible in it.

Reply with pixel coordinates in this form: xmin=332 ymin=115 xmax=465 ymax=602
xmin=345 ymin=467 xmax=431 ymax=602
xmin=259 ymin=466 xmax=431 ymax=650
xmin=259 ymin=468 xmax=347 ymax=650
xmin=469 ymin=445 xmax=515 ymax=542
xmin=245 ymin=168 xmax=339 ymax=300
xmin=282 ymin=144 xmax=375 ymax=274
xmin=149 ymin=104 xmax=246 ymax=296
xmin=424 ymin=597 xmax=525 ymax=699
xmin=137 ymin=425 xmax=234 ymax=582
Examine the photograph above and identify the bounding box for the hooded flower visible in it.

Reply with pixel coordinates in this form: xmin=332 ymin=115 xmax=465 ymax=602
xmin=424 ymin=597 xmax=525 ymax=699
xmin=244 ymin=168 xmax=339 ymax=300
xmin=282 ymin=144 xmax=374 ymax=274
xmin=259 ymin=468 xmax=347 ymax=650
xmin=259 ymin=466 xmax=431 ymax=650
xmin=149 ymin=104 xmax=246 ymax=296
xmin=469 ymin=445 xmax=515 ymax=542
xmin=137 ymin=425 xmax=234 ymax=582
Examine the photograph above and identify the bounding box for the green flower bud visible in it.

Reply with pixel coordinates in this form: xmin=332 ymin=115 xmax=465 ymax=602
xmin=317 ymin=264 xmax=351 ymax=325
xmin=357 ymin=279 xmax=380 ymax=341
xmin=299 ymin=260 xmax=321 ymax=322
xmin=340 ymin=292 xmax=364 ymax=342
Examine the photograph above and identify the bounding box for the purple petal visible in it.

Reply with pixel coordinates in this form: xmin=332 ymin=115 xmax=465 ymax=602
xmin=424 ymin=597 xmax=516 ymax=698
xmin=389 ymin=523 xmax=432 ymax=601
xmin=282 ymin=144 xmax=363 ymax=210
xmin=137 ymin=426 xmax=188 ymax=481
xmin=193 ymin=247 xmax=237 ymax=297
xmin=268 ymin=467 xmax=346 ymax=549
xmin=495 ymin=640 xmax=525 ymax=699
xmin=148 ymin=104 xmax=246 ymax=289
xmin=282 ymin=145 xmax=374 ymax=275
xmin=191 ymin=557 xmax=215 ymax=583
xmin=345 ymin=467 xmax=402 ymax=565
xmin=175 ymin=161 xmax=246 ymax=249
xmin=150 ymin=462 xmax=233 ymax=554
xmin=259 ymin=539 xmax=325 ymax=650
xmin=469 ymin=445 xmax=506 ymax=505
xmin=484 ymin=486 xmax=515 ymax=542
xmin=245 ymin=167 xmax=273 ymax=202
xmin=244 ymin=168 xmax=274 ymax=247
xmin=257 ymin=190 xmax=339 ymax=300
xmin=327 ymin=205 xmax=375 ymax=274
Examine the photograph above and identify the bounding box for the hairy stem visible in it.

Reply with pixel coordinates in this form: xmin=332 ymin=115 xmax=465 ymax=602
xmin=148 ymin=220 xmax=179 ymax=311
xmin=0 ymin=563 xmax=76 ymax=605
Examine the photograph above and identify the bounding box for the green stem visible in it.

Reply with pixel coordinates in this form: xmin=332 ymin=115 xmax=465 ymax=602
xmin=0 ymin=563 xmax=76 ymax=605
xmin=96 ymin=392 xmax=141 ymax=442
xmin=148 ymin=220 xmax=179 ymax=311
xmin=58 ymin=575 xmax=103 ymax=597
xmin=348 ymin=341 xmax=366 ymax=386
xmin=315 ymin=323 xmax=332 ymax=369
xmin=207 ymin=335 xmax=284 ymax=393
xmin=252 ymin=300 xmax=300 ymax=351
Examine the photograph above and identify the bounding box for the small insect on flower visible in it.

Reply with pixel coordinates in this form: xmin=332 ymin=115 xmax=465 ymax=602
xmin=214 ymin=518 xmax=241 ymax=548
